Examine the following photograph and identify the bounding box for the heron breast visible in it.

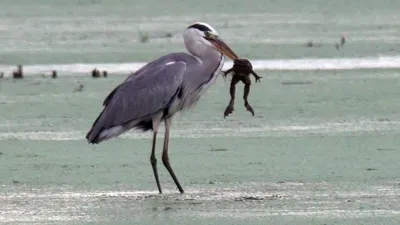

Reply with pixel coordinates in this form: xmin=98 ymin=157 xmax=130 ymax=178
xmin=197 ymin=55 xmax=224 ymax=96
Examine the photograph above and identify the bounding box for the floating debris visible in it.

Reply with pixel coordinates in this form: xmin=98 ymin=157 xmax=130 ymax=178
xmin=51 ymin=70 xmax=57 ymax=79
xmin=164 ymin=32 xmax=173 ymax=38
xmin=102 ymin=70 xmax=108 ymax=77
xmin=335 ymin=34 xmax=346 ymax=50
xmin=377 ymin=148 xmax=396 ymax=151
xmin=341 ymin=35 xmax=346 ymax=47
xmin=304 ymin=41 xmax=322 ymax=48
xmin=12 ymin=65 xmax=23 ymax=79
xmin=210 ymin=148 xmax=228 ymax=152
xmin=91 ymin=68 xmax=100 ymax=78
xmin=138 ymin=31 xmax=150 ymax=43
xmin=0 ymin=72 xmax=3 ymax=79
xmin=74 ymin=83 xmax=84 ymax=92
xmin=281 ymin=81 xmax=313 ymax=85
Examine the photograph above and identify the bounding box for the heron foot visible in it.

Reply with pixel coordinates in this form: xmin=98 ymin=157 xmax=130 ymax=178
xmin=244 ymin=101 xmax=255 ymax=116
xmin=224 ymin=103 xmax=234 ymax=118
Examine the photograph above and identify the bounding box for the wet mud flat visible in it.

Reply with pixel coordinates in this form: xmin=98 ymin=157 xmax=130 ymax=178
xmin=1 ymin=181 xmax=399 ymax=224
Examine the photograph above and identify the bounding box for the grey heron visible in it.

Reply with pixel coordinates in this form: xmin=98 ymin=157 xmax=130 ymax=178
xmin=85 ymin=22 xmax=239 ymax=194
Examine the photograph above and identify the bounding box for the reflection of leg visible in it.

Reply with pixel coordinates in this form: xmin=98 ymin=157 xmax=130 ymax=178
xmin=224 ymin=76 xmax=240 ymax=118
xmin=162 ymin=116 xmax=184 ymax=193
xmin=242 ymin=76 xmax=255 ymax=116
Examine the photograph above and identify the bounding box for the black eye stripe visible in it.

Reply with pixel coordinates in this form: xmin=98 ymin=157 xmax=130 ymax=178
xmin=188 ymin=24 xmax=212 ymax=32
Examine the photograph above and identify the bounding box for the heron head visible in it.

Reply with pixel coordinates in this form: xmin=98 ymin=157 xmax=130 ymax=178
xmin=184 ymin=22 xmax=238 ymax=60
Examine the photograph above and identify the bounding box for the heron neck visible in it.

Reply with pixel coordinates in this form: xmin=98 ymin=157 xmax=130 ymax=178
xmin=192 ymin=49 xmax=224 ymax=92
xmin=200 ymin=50 xmax=223 ymax=70
xmin=181 ymin=49 xmax=224 ymax=109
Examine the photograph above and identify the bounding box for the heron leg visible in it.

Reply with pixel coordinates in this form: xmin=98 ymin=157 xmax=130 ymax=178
xmin=162 ymin=116 xmax=184 ymax=193
xmin=224 ymin=76 xmax=240 ymax=118
xmin=150 ymin=132 xmax=162 ymax=194
xmin=242 ymin=76 xmax=255 ymax=116
xmin=151 ymin=114 xmax=163 ymax=194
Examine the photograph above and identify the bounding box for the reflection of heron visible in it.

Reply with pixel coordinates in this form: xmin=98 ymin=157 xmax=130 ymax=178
xmin=86 ymin=22 xmax=239 ymax=194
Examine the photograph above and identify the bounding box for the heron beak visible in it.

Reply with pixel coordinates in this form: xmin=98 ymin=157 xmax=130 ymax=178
xmin=207 ymin=36 xmax=238 ymax=60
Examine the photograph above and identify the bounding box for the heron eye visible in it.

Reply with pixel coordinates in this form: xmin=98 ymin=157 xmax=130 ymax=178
xmin=205 ymin=32 xmax=212 ymax=38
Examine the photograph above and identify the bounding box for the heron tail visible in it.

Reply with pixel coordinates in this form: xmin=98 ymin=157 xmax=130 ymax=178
xmin=86 ymin=107 xmax=107 ymax=144
xmin=85 ymin=129 xmax=98 ymax=144
xmin=86 ymin=125 xmax=126 ymax=144
xmin=86 ymin=110 xmax=154 ymax=144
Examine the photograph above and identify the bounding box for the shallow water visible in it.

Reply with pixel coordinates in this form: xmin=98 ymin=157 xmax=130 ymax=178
xmin=2 ymin=181 xmax=400 ymax=224
xmin=1 ymin=70 xmax=400 ymax=224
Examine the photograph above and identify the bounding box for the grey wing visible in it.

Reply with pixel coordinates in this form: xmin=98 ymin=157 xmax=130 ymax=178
xmin=124 ymin=52 xmax=191 ymax=81
xmin=86 ymin=61 xmax=186 ymax=143
xmin=102 ymin=52 xmax=193 ymax=107
xmin=102 ymin=57 xmax=170 ymax=106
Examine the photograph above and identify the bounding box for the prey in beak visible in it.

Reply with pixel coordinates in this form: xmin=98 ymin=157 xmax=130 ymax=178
xmin=203 ymin=31 xmax=261 ymax=118
xmin=205 ymin=34 xmax=238 ymax=60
